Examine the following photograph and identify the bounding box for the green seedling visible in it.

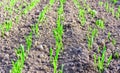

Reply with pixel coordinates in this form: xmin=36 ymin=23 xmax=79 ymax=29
xmin=94 ymin=46 xmax=112 ymax=73
xmin=38 ymin=5 xmax=49 ymax=22
xmin=89 ymin=9 xmax=97 ymax=17
xmin=4 ymin=20 xmax=13 ymax=32
xmin=23 ymin=0 xmax=40 ymax=14
xmin=112 ymin=38 xmax=116 ymax=45
xmin=73 ymin=0 xmax=86 ymax=26
xmin=4 ymin=0 xmax=17 ymax=14
xmin=78 ymin=9 xmax=86 ymax=26
xmin=87 ymin=28 xmax=98 ymax=49
xmin=25 ymin=32 xmax=32 ymax=51
xmin=10 ymin=44 xmax=26 ymax=73
xmin=73 ymin=0 xmax=81 ymax=9
xmin=95 ymin=19 xmax=105 ymax=29
xmin=115 ymin=6 xmax=120 ymax=19
xmin=98 ymin=1 xmax=103 ymax=7
xmin=50 ymin=48 xmax=53 ymax=62
xmin=110 ymin=5 xmax=115 ymax=16
xmin=104 ymin=2 xmax=109 ymax=12
xmin=50 ymin=0 xmax=55 ymax=6
xmin=107 ymin=32 xmax=111 ymax=41
xmin=32 ymin=23 xmax=39 ymax=37
xmin=113 ymin=52 xmax=119 ymax=59
xmin=50 ymin=0 xmax=66 ymax=73
xmin=111 ymin=0 xmax=118 ymax=4
xmin=0 ymin=25 xmax=5 ymax=37
xmin=58 ymin=64 xmax=64 ymax=73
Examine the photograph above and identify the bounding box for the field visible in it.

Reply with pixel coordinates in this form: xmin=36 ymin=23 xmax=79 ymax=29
xmin=0 ymin=0 xmax=120 ymax=73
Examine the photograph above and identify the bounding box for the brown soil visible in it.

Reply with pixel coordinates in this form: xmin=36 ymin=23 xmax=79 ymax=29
xmin=0 ymin=0 xmax=120 ymax=73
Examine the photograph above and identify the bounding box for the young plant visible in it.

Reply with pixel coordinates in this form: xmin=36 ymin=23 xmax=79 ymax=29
xmin=78 ymin=9 xmax=86 ymax=26
xmin=10 ymin=45 xmax=26 ymax=73
xmin=113 ymin=52 xmax=119 ymax=59
xmin=89 ymin=9 xmax=97 ymax=17
xmin=112 ymin=38 xmax=116 ymax=46
xmin=115 ymin=6 xmax=120 ymax=19
xmin=110 ymin=5 xmax=115 ymax=16
xmin=50 ymin=0 xmax=55 ymax=6
xmin=98 ymin=1 xmax=103 ymax=7
xmin=25 ymin=32 xmax=32 ymax=51
xmin=95 ymin=19 xmax=105 ymax=29
xmin=104 ymin=2 xmax=109 ymax=12
xmin=38 ymin=5 xmax=49 ymax=23
xmin=32 ymin=23 xmax=39 ymax=37
xmin=107 ymin=32 xmax=111 ymax=41
xmin=73 ymin=0 xmax=86 ymax=26
xmin=87 ymin=28 xmax=98 ymax=49
xmin=50 ymin=0 xmax=66 ymax=73
xmin=23 ymin=0 xmax=40 ymax=14
xmin=94 ymin=46 xmax=112 ymax=73
xmin=111 ymin=0 xmax=118 ymax=4
xmin=0 ymin=25 xmax=5 ymax=37
xmin=4 ymin=20 xmax=13 ymax=32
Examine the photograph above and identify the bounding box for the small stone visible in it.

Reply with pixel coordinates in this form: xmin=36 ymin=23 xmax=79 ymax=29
xmin=35 ymin=10 xmax=40 ymax=15
xmin=4 ymin=32 xmax=9 ymax=36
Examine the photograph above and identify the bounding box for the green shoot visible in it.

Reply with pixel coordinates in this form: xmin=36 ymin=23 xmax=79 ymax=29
xmin=106 ymin=54 xmax=112 ymax=67
xmin=107 ymin=32 xmax=111 ymax=41
xmin=111 ymin=0 xmax=118 ymax=4
xmin=112 ymin=38 xmax=116 ymax=46
xmin=50 ymin=0 xmax=66 ymax=73
xmin=50 ymin=0 xmax=55 ymax=6
xmin=95 ymin=19 xmax=105 ymax=29
xmin=115 ymin=6 xmax=120 ymax=19
xmin=10 ymin=45 xmax=26 ymax=73
xmin=104 ymin=2 xmax=109 ymax=12
xmin=25 ymin=32 xmax=32 ymax=51
xmin=110 ymin=5 xmax=115 ymax=16
xmin=89 ymin=9 xmax=97 ymax=17
xmin=58 ymin=64 xmax=64 ymax=73
xmin=32 ymin=23 xmax=39 ymax=37
xmin=87 ymin=28 xmax=98 ymax=49
xmin=98 ymin=1 xmax=103 ymax=7
xmin=50 ymin=48 xmax=53 ymax=62
xmin=4 ymin=20 xmax=13 ymax=32
xmin=94 ymin=46 xmax=112 ymax=73
xmin=113 ymin=52 xmax=119 ymax=59
xmin=23 ymin=0 xmax=40 ymax=14
xmin=73 ymin=0 xmax=86 ymax=26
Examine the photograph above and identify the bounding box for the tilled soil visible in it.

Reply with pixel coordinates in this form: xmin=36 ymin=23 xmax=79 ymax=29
xmin=0 ymin=0 xmax=120 ymax=73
